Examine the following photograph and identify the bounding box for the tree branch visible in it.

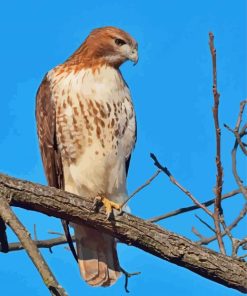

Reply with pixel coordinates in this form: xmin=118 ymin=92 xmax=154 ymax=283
xmin=195 ymin=214 xmax=216 ymax=233
xmin=121 ymin=169 xmax=161 ymax=208
xmin=232 ymin=130 xmax=247 ymax=200
xmin=224 ymin=100 xmax=247 ymax=155
xmin=148 ymin=187 xmax=243 ymax=222
xmin=0 ymin=173 xmax=246 ymax=293
xmin=0 ymin=217 xmax=9 ymax=253
xmin=6 ymin=235 xmax=73 ymax=252
xmin=198 ymin=202 xmax=247 ymax=247
xmin=209 ymin=32 xmax=225 ymax=255
xmin=150 ymin=153 xmax=213 ymax=217
xmin=0 ymin=195 xmax=68 ymax=296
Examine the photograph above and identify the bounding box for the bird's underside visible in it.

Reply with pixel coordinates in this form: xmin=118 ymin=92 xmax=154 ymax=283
xmin=36 ymin=26 xmax=138 ymax=287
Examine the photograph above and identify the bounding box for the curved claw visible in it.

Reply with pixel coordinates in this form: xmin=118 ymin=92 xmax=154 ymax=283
xmin=95 ymin=196 xmax=122 ymax=220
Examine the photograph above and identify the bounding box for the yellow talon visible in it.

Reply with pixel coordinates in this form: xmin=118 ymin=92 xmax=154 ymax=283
xmin=95 ymin=196 xmax=121 ymax=219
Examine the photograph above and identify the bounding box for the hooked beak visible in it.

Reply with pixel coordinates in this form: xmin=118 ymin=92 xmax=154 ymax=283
xmin=129 ymin=48 xmax=138 ymax=65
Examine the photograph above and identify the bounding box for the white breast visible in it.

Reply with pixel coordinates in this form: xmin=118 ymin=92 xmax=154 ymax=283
xmin=48 ymin=65 xmax=136 ymax=204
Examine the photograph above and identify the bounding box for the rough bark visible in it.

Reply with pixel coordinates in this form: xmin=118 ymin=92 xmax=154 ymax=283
xmin=0 ymin=196 xmax=68 ymax=296
xmin=0 ymin=173 xmax=246 ymax=293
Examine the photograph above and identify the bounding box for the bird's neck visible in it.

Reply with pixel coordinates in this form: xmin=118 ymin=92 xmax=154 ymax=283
xmin=64 ymin=43 xmax=124 ymax=70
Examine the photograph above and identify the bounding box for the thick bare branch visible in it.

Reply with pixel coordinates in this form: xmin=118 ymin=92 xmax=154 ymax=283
xmin=0 ymin=195 xmax=68 ymax=296
xmin=0 ymin=173 xmax=246 ymax=293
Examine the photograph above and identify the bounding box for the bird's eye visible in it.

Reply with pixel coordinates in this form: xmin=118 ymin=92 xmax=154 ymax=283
xmin=115 ymin=38 xmax=126 ymax=46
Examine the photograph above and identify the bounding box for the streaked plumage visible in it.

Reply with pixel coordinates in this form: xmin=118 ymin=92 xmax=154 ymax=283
xmin=36 ymin=26 xmax=137 ymax=287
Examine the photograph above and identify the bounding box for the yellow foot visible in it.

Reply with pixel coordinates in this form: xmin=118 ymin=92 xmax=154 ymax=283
xmin=94 ymin=196 xmax=122 ymax=219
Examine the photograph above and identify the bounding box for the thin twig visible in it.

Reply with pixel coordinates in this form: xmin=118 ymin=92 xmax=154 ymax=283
xmin=225 ymin=102 xmax=247 ymax=197
xmin=195 ymin=215 xmax=216 ymax=233
xmin=120 ymin=267 xmax=141 ymax=293
xmin=226 ymin=237 xmax=247 ymax=259
xmin=5 ymin=235 xmax=75 ymax=252
xmin=220 ymin=217 xmax=237 ymax=256
xmin=224 ymin=100 xmax=247 ymax=155
xmin=150 ymin=153 xmax=213 ymax=217
xmin=224 ymin=124 xmax=247 ymax=156
xmin=121 ymin=170 xmax=161 ymax=208
xmin=235 ymin=238 xmax=247 ymax=255
xmin=0 ymin=196 xmax=68 ymax=296
xmin=234 ymin=100 xmax=247 ymax=155
xmin=239 ymin=254 xmax=247 ymax=260
xmin=225 ymin=101 xmax=247 ymax=199
xmin=192 ymin=227 xmax=205 ymax=240
xmin=148 ymin=187 xmax=242 ymax=222
xmin=209 ymin=32 xmax=226 ymax=255
xmin=231 ymin=124 xmax=247 ymax=200
xmin=236 ymin=100 xmax=246 ymax=129
xmin=33 ymin=224 xmax=38 ymax=241
xmin=198 ymin=203 xmax=247 ymax=246
xmin=48 ymin=231 xmax=65 ymax=236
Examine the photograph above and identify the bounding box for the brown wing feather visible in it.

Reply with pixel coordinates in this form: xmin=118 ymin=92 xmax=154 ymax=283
xmin=36 ymin=75 xmax=64 ymax=189
xmin=125 ymin=117 xmax=137 ymax=176
xmin=36 ymin=75 xmax=77 ymax=261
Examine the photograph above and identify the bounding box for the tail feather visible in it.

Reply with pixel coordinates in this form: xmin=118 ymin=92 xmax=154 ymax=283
xmin=73 ymin=224 xmax=120 ymax=287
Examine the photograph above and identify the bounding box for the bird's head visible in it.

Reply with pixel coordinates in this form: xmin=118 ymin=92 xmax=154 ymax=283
xmin=67 ymin=26 xmax=138 ymax=68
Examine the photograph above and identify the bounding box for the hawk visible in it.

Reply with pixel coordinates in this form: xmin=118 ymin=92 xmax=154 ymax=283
xmin=36 ymin=26 xmax=138 ymax=287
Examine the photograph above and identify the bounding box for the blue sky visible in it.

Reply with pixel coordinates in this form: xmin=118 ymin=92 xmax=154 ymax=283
xmin=0 ymin=0 xmax=246 ymax=295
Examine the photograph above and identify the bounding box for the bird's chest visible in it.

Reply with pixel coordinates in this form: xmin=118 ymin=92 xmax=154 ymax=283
xmin=50 ymin=67 xmax=136 ymax=164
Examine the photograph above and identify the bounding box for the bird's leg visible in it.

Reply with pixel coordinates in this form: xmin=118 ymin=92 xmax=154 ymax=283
xmin=94 ymin=196 xmax=121 ymax=220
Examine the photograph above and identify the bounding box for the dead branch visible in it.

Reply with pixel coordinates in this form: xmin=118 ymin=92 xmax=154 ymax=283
xmin=198 ymin=202 xmax=247 ymax=247
xmin=0 ymin=173 xmax=246 ymax=293
xmin=6 ymin=235 xmax=74 ymax=252
xmin=209 ymin=32 xmax=225 ymax=255
xmin=148 ymin=187 xmax=243 ymax=222
xmin=33 ymin=224 xmax=38 ymax=241
xmin=224 ymin=100 xmax=247 ymax=155
xmin=224 ymin=100 xmax=247 ymax=203
xmin=225 ymin=102 xmax=247 ymax=200
xmin=121 ymin=169 xmax=161 ymax=208
xmin=120 ymin=267 xmax=141 ymax=293
xmin=192 ymin=227 xmax=205 ymax=240
xmin=195 ymin=214 xmax=216 ymax=233
xmin=235 ymin=238 xmax=247 ymax=257
xmin=0 ymin=195 xmax=68 ymax=296
xmin=150 ymin=153 xmax=213 ymax=217
xmin=232 ymin=127 xmax=247 ymax=199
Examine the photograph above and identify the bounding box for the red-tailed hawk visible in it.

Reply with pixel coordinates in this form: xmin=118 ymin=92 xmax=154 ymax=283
xmin=36 ymin=26 xmax=138 ymax=287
